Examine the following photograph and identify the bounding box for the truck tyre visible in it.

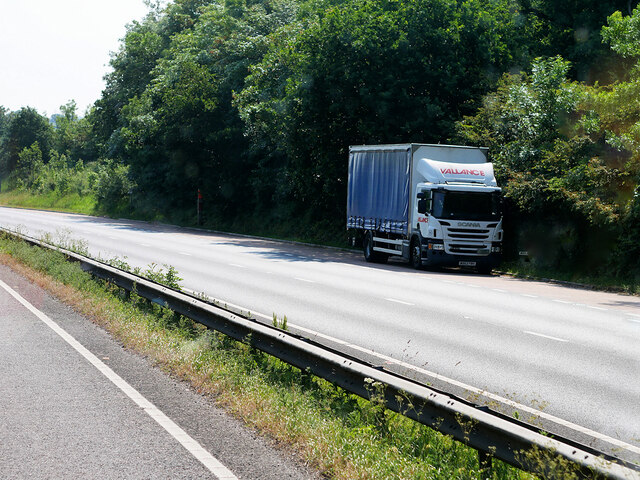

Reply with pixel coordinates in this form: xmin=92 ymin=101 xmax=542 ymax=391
xmin=363 ymin=232 xmax=376 ymax=263
xmin=363 ymin=232 xmax=389 ymax=264
xmin=410 ymin=238 xmax=423 ymax=270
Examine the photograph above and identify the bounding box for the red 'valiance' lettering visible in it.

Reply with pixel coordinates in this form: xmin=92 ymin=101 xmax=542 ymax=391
xmin=440 ymin=168 xmax=485 ymax=176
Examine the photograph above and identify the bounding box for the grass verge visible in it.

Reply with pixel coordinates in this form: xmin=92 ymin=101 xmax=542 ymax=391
xmin=501 ymin=261 xmax=640 ymax=295
xmin=0 ymin=233 xmax=553 ymax=480
xmin=0 ymin=189 xmax=97 ymax=215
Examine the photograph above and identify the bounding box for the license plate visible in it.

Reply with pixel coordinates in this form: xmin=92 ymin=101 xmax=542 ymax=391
xmin=459 ymin=261 xmax=476 ymax=267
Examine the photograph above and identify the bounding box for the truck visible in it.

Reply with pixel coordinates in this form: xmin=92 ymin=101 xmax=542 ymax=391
xmin=347 ymin=144 xmax=503 ymax=273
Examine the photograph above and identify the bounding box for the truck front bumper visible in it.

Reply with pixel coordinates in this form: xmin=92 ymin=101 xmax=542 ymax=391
xmin=422 ymin=248 xmax=502 ymax=270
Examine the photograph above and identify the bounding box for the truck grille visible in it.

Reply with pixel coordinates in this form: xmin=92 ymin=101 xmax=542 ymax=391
xmin=447 ymin=228 xmax=490 ymax=240
xmin=444 ymin=227 xmax=491 ymax=255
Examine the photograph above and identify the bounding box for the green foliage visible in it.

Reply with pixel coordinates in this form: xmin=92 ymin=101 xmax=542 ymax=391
xmin=515 ymin=0 xmax=635 ymax=82
xmin=1 ymin=107 xmax=53 ymax=175
xmin=93 ymin=160 xmax=135 ymax=212
xmin=238 ymin=0 xmax=522 ymax=217
xmin=13 ymin=142 xmax=44 ymax=190
xmin=51 ymin=100 xmax=98 ymax=165
xmin=457 ymin=50 xmax=639 ymax=277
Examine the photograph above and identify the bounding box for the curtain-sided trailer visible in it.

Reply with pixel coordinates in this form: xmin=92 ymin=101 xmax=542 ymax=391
xmin=347 ymin=144 xmax=503 ymax=273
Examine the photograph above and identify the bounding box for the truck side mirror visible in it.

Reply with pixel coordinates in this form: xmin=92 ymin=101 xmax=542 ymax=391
xmin=418 ymin=199 xmax=428 ymax=214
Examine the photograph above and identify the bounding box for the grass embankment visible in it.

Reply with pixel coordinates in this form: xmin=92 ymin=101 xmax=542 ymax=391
xmin=0 ymin=233 xmax=548 ymax=480
xmin=0 ymin=188 xmax=96 ymax=215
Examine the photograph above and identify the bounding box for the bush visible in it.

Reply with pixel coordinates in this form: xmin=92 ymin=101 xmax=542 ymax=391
xmin=93 ymin=160 xmax=135 ymax=211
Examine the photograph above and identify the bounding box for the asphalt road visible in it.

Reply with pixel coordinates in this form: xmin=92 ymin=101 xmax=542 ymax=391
xmin=0 ymin=262 xmax=319 ymax=479
xmin=1 ymin=207 xmax=639 ymax=464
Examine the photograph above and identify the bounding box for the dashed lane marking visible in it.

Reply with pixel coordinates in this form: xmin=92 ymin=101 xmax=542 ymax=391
xmin=294 ymin=277 xmax=316 ymax=284
xmin=385 ymin=298 xmax=415 ymax=306
xmin=523 ymin=330 xmax=569 ymax=343
xmin=586 ymin=306 xmax=607 ymax=311
xmin=0 ymin=279 xmax=237 ymax=480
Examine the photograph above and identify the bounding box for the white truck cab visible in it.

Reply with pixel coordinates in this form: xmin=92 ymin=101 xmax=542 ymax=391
xmin=347 ymin=144 xmax=503 ymax=273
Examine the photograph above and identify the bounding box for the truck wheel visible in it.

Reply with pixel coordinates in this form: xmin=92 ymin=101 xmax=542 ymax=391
xmin=363 ymin=232 xmax=376 ymax=262
xmin=363 ymin=232 xmax=389 ymax=264
xmin=478 ymin=265 xmax=492 ymax=275
xmin=410 ymin=238 xmax=423 ymax=270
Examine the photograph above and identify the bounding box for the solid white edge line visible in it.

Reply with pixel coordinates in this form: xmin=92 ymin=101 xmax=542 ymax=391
xmin=180 ymin=288 xmax=640 ymax=456
xmin=0 ymin=279 xmax=237 ymax=480
xmin=523 ymin=330 xmax=569 ymax=343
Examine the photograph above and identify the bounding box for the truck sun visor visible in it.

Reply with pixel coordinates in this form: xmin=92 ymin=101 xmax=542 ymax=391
xmin=416 ymin=159 xmax=497 ymax=186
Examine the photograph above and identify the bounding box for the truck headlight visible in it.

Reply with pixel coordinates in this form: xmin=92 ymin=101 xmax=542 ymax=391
xmin=429 ymin=243 xmax=444 ymax=251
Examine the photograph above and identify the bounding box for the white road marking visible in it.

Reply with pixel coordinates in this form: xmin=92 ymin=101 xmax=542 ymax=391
xmin=139 ymin=243 xmax=151 ymax=247
xmin=523 ymin=331 xmax=569 ymax=343
xmin=630 ymin=319 xmax=640 ymax=324
xmin=0 ymin=279 xmax=237 ymax=480
xmin=492 ymin=288 xmax=507 ymax=293
xmin=626 ymin=313 xmax=640 ymax=318
xmin=228 ymin=263 xmax=246 ymax=269
xmin=586 ymin=306 xmax=607 ymax=311
xmin=385 ymin=298 xmax=415 ymax=306
xmin=294 ymin=277 xmax=316 ymax=284
xmin=552 ymin=299 xmax=571 ymax=304
xmin=108 ymin=236 xmax=118 ymax=240
xmin=521 ymin=294 xmax=537 ymax=298
xmin=178 ymin=252 xmax=192 ymax=256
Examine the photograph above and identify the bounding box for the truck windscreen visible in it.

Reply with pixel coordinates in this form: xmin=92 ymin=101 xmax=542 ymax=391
xmin=432 ymin=191 xmax=502 ymax=221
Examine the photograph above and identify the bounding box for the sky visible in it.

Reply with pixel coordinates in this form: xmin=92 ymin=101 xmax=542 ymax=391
xmin=0 ymin=0 xmax=152 ymax=117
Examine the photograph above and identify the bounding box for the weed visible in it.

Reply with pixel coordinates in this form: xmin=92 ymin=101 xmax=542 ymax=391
xmin=272 ymin=313 xmax=288 ymax=331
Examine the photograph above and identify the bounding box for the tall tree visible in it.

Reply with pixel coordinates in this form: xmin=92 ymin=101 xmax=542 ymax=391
xmin=117 ymin=0 xmax=299 ymax=214
xmin=237 ymin=0 xmax=523 ymax=217
xmin=1 ymin=107 xmax=53 ymax=175
xmin=516 ymin=0 xmax=638 ymax=82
